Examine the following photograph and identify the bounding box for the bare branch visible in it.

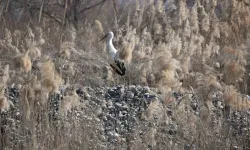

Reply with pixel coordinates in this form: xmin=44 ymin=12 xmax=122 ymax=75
xmin=13 ymin=0 xmax=63 ymax=25
xmin=38 ymin=0 xmax=45 ymax=23
xmin=15 ymin=0 xmax=64 ymax=7
xmin=92 ymin=0 xmax=105 ymax=25
xmin=0 ymin=4 xmax=4 ymax=23
xmin=5 ymin=0 xmax=10 ymax=13
xmin=77 ymin=0 xmax=106 ymax=15
xmin=29 ymin=7 xmax=62 ymax=25
xmin=236 ymin=0 xmax=250 ymax=6
xmin=63 ymin=0 xmax=68 ymax=26
xmin=112 ymin=0 xmax=118 ymax=15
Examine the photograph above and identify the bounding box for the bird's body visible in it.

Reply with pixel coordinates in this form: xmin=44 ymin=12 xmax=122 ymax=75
xmin=101 ymin=31 xmax=126 ymax=76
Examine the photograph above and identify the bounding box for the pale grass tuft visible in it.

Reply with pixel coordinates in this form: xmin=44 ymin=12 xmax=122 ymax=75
xmin=212 ymin=21 xmax=221 ymax=38
xmin=196 ymin=75 xmax=222 ymax=101
xmin=202 ymin=43 xmax=213 ymax=60
xmin=13 ymin=30 xmax=22 ymax=38
xmin=59 ymin=87 xmax=80 ymax=115
xmin=59 ymin=49 xmax=71 ymax=59
xmin=4 ymin=28 xmax=12 ymax=44
xmin=144 ymin=99 xmax=163 ymax=120
xmin=41 ymin=54 xmax=51 ymax=62
xmin=145 ymin=46 xmax=152 ymax=55
xmin=119 ymin=41 xmax=133 ymax=63
xmin=28 ymin=46 xmax=41 ymax=61
xmin=0 ymin=28 xmax=20 ymax=55
xmin=28 ymin=76 xmax=48 ymax=106
xmin=34 ymin=27 xmax=43 ymax=35
xmin=0 ymin=65 xmax=11 ymax=112
xmin=163 ymin=92 xmax=175 ymax=105
xmin=19 ymin=75 xmax=47 ymax=120
xmin=118 ymin=29 xmax=136 ymax=63
xmin=21 ymin=50 xmax=32 ymax=73
xmin=176 ymin=0 xmax=188 ymax=25
xmin=147 ymin=73 xmax=156 ymax=86
xmin=30 ymin=76 xmax=42 ymax=95
xmin=155 ymin=0 xmax=165 ymax=14
xmin=152 ymin=43 xmax=182 ymax=92
xmin=34 ymin=27 xmax=45 ymax=46
xmin=16 ymin=84 xmax=22 ymax=90
xmin=223 ymin=60 xmax=245 ymax=83
xmin=0 ymin=96 xmax=13 ymax=112
xmin=173 ymin=98 xmax=198 ymax=136
xmin=183 ymin=20 xmax=191 ymax=38
xmin=222 ymin=47 xmax=246 ymax=65
xmin=153 ymin=23 xmax=163 ymax=39
xmin=171 ymin=35 xmax=182 ymax=57
xmin=40 ymin=59 xmax=63 ymax=92
xmin=41 ymin=73 xmax=62 ymax=93
xmin=219 ymin=22 xmax=232 ymax=38
xmin=64 ymin=62 xmax=75 ymax=76
xmin=142 ymin=127 xmax=157 ymax=148
xmin=93 ymin=20 xmax=104 ymax=35
xmin=154 ymin=43 xmax=172 ymax=60
xmin=40 ymin=91 xmax=49 ymax=106
xmin=16 ymin=76 xmax=25 ymax=85
xmin=12 ymin=50 xmax=32 ymax=73
xmin=13 ymin=30 xmax=22 ymax=47
xmin=180 ymin=55 xmax=190 ymax=75
xmin=37 ymin=38 xmax=45 ymax=46
xmin=223 ymin=86 xmax=250 ymax=110
xmin=65 ymin=25 xmax=76 ymax=42
xmin=141 ymin=28 xmax=152 ymax=46
xmin=59 ymin=41 xmax=74 ymax=59
xmin=206 ymin=75 xmax=222 ymax=90
xmin=40 ymin=59 xmax=55 ymax=78
xmin=20 ymin=86 xmax=31 ymax=120
xmin=25 ymin=75 xmax=41 ymax=101
xmin=221 ymin=47 xmax=246 ymax=83
xmin=0 ymin=65 xmax=10 ymax=86
xmin=201 ymin=13 xmax=210 ymax=33
xmin=0 ymin=39 xmax=20 ymax=54
xmin=27 ymin=27 xmax=35 ymax=39
xmin=154 ymin=58 xmax=182 ymax=91
xmin=139 ymin=67 xmax=148 ymax=86
xmin=133 ymin=50 xmax=145 ymax=60
xmin=199 ymin=103 xmax=211 ymax=123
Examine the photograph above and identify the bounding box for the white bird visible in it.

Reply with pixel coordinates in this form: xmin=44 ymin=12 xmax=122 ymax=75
xmin=99 ymin=31 xmax=126 ymax=76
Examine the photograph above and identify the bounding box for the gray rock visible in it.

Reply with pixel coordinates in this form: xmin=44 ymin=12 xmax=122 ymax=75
xmin=101 ymin=100 xmax=107 ymax=108
xmin=126 ymin=91 xmax=134 ymax=99
xmin=143 ymin=86 xmax=150 ymax=93
xmin=117 ymin=86 xmax=125 ymax=98
xmin=107 ymin=100 xmax=113 ymax=107
xmin=115 ymin=102 xmax=122 ymax=107
xmin=84 ymin=92 xmax=91 ymax=100
xmin=95 ymin=117 xmax=101 ymax=122
xmin=129 ymin=85 xmax=136 ymax=92
xmin=217 ymin=101 xmax=224 ymax=109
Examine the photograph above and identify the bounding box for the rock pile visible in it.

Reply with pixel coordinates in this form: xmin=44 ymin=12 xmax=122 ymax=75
xmin=1 ymin=85 xmax=250 ymax=149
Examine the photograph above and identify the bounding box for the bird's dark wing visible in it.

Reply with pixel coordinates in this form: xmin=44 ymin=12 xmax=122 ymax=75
xmin=110 ymin=59 xmax=126 ymax=76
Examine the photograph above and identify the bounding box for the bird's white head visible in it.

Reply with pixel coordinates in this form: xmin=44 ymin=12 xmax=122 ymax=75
xmin=98 ymin=31 xmax=114 ymax=42
xmin=107 ymin=31 xmax=114 ymax=41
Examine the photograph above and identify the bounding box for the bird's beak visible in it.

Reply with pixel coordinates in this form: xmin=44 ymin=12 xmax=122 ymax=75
xmin=98 ymin=33 xmax=108 ymax=42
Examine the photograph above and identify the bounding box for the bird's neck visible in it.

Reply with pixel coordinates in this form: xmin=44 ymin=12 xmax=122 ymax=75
xmin=106 ymin=38 xmax=116 ymax=54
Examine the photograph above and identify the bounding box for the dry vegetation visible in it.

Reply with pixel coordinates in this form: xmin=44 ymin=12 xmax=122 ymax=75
xmin=0 ymin=0 xmax=250 ymax=149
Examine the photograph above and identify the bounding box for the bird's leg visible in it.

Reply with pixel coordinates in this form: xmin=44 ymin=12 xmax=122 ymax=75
xmin=109 ymin=67 xmax=118 ymax=86
xmin=111 ymin=67 xmax=116 ymax=74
